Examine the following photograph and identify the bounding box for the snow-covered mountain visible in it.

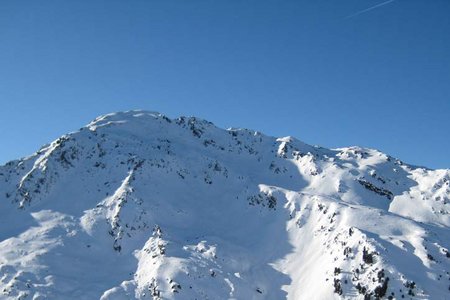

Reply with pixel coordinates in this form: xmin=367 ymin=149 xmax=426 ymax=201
xmin=0 ymin=110 xmax=449 ymax=300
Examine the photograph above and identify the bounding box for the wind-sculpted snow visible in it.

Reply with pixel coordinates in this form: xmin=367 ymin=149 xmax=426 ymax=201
xmin=0 ymin=110 xmax=449 ymax=299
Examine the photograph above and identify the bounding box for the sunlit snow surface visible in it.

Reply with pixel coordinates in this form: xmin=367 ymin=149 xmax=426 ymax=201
xmin=0 ymin=111 xmax=449 ymax=299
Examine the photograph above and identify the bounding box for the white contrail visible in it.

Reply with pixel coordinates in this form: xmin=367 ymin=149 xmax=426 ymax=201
xmin=345 ymin=0 xmax=395 ymax=19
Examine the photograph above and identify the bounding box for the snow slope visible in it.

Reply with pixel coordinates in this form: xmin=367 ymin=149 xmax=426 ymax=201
xmin=0 ymin=110 xmax=449 ymax=300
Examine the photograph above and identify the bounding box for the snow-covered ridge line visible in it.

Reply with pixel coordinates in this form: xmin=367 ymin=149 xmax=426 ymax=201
xmin=0 ymin=110 xmax=448 ymax=300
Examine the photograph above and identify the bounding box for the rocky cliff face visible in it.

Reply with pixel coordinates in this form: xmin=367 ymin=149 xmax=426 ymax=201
xmin=0 ymin=111 xmax=449 ymax=300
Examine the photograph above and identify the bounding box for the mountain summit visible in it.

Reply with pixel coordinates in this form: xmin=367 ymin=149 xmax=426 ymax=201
xmin=0 ymin=110 xmax=449 ymax=299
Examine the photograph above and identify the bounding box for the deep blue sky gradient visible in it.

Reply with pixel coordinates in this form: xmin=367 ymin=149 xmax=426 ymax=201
xmin=0 ymin=0 xmax=449 ymax=168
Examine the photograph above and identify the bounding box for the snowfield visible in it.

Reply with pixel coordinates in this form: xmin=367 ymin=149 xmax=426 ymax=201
xmin=0 ymin=110 xmax=449 ymax=300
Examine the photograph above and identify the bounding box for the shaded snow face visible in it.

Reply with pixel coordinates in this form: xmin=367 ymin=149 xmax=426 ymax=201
xmin=0 ymin=110 xmax=449 ymax=300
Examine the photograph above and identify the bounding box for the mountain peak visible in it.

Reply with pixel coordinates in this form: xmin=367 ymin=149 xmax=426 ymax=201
xmin=0 ymin=111 xmax=449 ymax=299
xmin=87 ymin=110 xmax=167 ymax=128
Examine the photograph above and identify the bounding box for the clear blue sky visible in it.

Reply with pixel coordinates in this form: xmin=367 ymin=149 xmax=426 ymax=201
xmin=0 ymin=0 xmax=449 ymax=169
